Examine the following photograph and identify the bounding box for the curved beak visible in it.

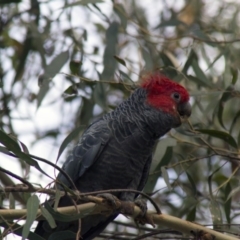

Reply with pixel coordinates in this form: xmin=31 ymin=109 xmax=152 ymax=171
xmin=177 ymin=101 xmax=191 ymax=118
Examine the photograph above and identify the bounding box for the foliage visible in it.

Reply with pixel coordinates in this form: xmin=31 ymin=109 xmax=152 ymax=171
xmin=0 ymin=0 xmax=240 ymax=239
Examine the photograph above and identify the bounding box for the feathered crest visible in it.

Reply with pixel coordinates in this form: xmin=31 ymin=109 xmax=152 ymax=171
xmin=140 ymin=72 xmax=190 ymax=103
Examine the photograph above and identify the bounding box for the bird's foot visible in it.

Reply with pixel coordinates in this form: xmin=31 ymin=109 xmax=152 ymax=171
xmin=135 ymin=198 xmax=147 ymax=216
xmin=134 ymin=199 xmax=155 ymax=227
xmin=97 ymin=193 xmax=121 ymax=212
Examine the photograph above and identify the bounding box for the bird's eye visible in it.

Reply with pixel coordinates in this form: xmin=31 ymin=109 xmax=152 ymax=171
xmin=172 ymin=92 xmax=180 ymax=101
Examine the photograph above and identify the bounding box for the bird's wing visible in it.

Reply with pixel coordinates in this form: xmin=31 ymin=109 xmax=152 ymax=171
xmin=57 ymin=119 xmax=110 ymax=187
xmin=137 ymin=155 xmax=152 ymax=193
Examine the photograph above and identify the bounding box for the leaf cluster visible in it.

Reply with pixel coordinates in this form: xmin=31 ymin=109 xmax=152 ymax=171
xmin=0 ymin=0 xmax=240 ymax=239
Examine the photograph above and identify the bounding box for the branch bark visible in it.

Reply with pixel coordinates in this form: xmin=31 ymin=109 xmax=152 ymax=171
xmin=0 ymin=198 xmax=238 ymax=240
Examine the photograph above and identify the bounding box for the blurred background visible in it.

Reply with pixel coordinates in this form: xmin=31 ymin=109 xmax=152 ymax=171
xmin=1 ymin=0 xmax=240 ymax=239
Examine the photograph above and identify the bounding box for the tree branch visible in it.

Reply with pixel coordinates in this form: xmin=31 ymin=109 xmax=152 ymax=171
xmin=0 ymin=200 xmax=238 ymax=240
xmin=0 ymin=186 xmax=161 ymax=214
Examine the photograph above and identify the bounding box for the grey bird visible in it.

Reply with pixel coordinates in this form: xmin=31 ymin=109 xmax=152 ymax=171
xmin=35 ymin=73 xmax=191 ymax=240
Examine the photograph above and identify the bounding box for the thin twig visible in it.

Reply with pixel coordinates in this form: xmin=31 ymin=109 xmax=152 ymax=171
xmin=0 ymin=167 xmax=34 ymax=191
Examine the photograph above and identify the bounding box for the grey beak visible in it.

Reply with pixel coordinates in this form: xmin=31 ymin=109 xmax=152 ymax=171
xmin=178 ymin=102 xmax=191 ymax=117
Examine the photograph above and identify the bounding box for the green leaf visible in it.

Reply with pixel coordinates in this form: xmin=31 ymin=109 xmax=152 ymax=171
xmin=145 ymin=147 xmax=173 ymax=193
xmin=101 ymin=22 xmax=119 ymax=80
xmin=9 ymin=193 xmax=15 ymax=209
xmin=191 ymin=59 xmax=212 ymax=87
xmin=0 ymin=130 xmax=21 ymax=152
xmin=45 ymin=50 xmax=69 ymax=78
xmin=83 ymin=29 xmax=87 ymax=41
xmin=114 ymin=55 xmax=126 ymax=67
xmin=206 ymin=48 xmax=228 ymax=71
xmin=183 ymin=50 xmax=195 ymax=74
xmin=141 ymin=47 xmax=153 ymax=70
xmin=0 ymin=146 xmax=13 ymax=155
xmin=93 ymin=82 xmax=107 ymax=110
xmin=159 ymin=52 xmax=175 ymax=68
xmin=226 ymin=186 xmax=240 ymax=202
xmin=186 ymin=206 xmax=196 ymax=221
xmin=187 ymin=75 xmax=211 ymax=88
xmin=56 ymin=126 xmax=84 ymax=162
xmin=238 ymin=131 xmax=240 ymax=148
xmin=22 ymin=195 xmax=40 ymax=240
xmin=0 ymin=130 xmax=51 ymax=178
xmin=119 ymin=70 xmax=135 ymax=86
xmin=231 ymin=67 xmax=238 ymax=85
xmin=19 ymin=140 xmax=30 ymax=154
xmin=40 ymin=206 xmax=57 ymax=229
xmin=113 ymin=3 xmax=127 ymax=30
xmin=4 ymin=36 xmax=26 ymax=81
xmin=79 ymin=97 xmax=95 ymax=125
xmin=183 ymin=50 xmax=212 ymax=87
xmin=151 ymin=138 xmax=176 ymax=172
xmin=161 ymin=167 xmax=171 ymax=190
xmin=217 ymin=85 xmax=234 ymax=129
xmin=69 ymin=61 xmax=82 ymax=75
xmin=22 ymin=192 xmax=32 ymax=204
xmin=19 ymin=152 xmax=52 ymax=179
xmin=224 ymin=182 xmax=231 ymax=224
xmin=229 ymin=110 xmax=240 ymax=134
xmin=54 ymin=189 xmax=62 ymax=210
xmin=196 ymin=129 xmax=238 ymax=149
xmin=62 ymin=85 xmax=79 ymax=102
xmin=208 ymin=165 xmax=223 ymax=199
xmin=37 ymin=50 xmax=69 ymax=108
xmin=209 ymin=199 xmax=222 ymax=226
xmin=159 ymin=52 xmax=179 ymax=79
xmin=186 ymin=172 xmax=197 ymax=196
xmin=191 ymin=27 xmax=211 ymax=42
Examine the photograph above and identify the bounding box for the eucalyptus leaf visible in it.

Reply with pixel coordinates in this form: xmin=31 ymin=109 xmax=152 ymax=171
xmin=40 ymin=206 xmax=57 ymax=229
xmin=226 ymin=185 xmax=240 ymax=202
xmin=101 ymin=22 xmax=119 ymax=80
xmin=114 ymin=55 xmax=126 ymax=67
xmin=113 ymin=3 xmax=127 ymax=30
xmin=144 ymin=147 xmax=173 ymax=193
xmin=56 ymin=126 xmax=84 ymax=162
xmin=0 ymin=129 xmax=21 ymax=152
xmin=37 ymin=51 xmax=69 ymax=108
xmin=217 ymin=85 xmax=234 ymax=129
xmin=186 ymin=172 xmax=197 ymax=197
xmin=0 ymin=130 xmax=51 ymax=178
xmin=209 ymin=199 xmax=222 ymax=226
xmin=186 ymin=206 xmax=196 ymax=222
xmin=224 ymin=182 xmax=231 ymax=224
xmin=161 ymin=167 xmax=171 ymax=190
xmin=231 ymin=67 xmax=238 ymax=85
xmin=196 ymin=129 xmax=238 ymax=149
xmin=9 ymin=193 xmax=15 ymax=209
xmin=22 ymin=195 xmax=40 ymax=240
xmin=54 ymin=189 xmax=62 ymax=210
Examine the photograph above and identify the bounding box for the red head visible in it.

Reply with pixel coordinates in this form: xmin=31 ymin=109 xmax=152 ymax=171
xmin=141 ymin=73 xmax=191 ymax=117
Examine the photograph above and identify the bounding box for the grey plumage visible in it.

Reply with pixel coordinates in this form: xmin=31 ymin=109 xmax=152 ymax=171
xmin=35 ymin=84 xmax=191 ymax=239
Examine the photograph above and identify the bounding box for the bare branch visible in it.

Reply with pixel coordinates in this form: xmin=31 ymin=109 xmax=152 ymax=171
xmin=0 ymin=200 xmax=238 ymax=240
xmin=0 ymin=187 xmax=161 ymax=214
